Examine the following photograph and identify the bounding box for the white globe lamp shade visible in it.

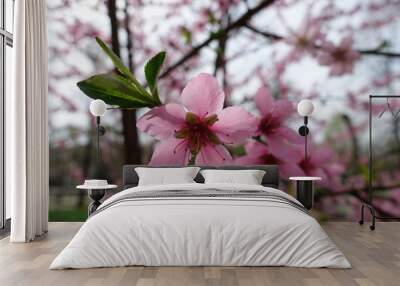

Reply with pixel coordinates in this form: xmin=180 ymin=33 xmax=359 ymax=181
xmin=297 ymin=99 xmax=314 ymax=117
xmin=90 ymin=100 xmax=107 ymax=117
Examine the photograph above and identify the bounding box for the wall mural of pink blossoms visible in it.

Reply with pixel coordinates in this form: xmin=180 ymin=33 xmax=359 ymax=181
xmin=48 ymin=0 xmax=400 ymax=221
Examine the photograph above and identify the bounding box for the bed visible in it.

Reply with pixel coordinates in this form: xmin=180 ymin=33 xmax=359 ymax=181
xmin=50 ymin=165 xmax=350 ymax=269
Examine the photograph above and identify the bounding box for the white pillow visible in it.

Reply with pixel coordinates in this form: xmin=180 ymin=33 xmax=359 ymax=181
xmin=200 ymin=169 xmax=266 ymax=185
xmin=135 ymin=167 xmax=200 ymax=186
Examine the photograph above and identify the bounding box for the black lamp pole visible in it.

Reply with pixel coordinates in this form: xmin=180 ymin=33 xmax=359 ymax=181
xmin=95 ymin=116 xmax=106 ymax=163
xmin=298 ymin=116 xmax=309 ymax=161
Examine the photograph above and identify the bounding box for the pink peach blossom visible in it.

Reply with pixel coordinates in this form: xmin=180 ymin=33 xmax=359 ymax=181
xmin=255 ymin=86 xmax=302 ymax=158
xmin=296 ymin=145 xmax=344 ymax=188
xmin=217 ymin=0 xmax=240 ymax=12
xmin=236 ymin=140 xmax=303 ymax=179
xmin=317 ymin=36 xmax=360 ymax=76
xmin=66 ymin=19 xmax=101 ymax=44
xmin=137 ymin=73 xmax=258 ymax=165
xmin=281 ymin=5 xmax=326 ymax=61
xmin=285 ymin=20 xmax=325 ymax=59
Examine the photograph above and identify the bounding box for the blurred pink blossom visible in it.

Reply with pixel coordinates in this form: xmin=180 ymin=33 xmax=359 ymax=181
xmin=236 ymin=140 xmax=302 ymax=178
xmin=317 ymin=36 xmax=360 ymax=76
xmin=285 ymin=20 xmax=325 ymax=59
xmin=255 ymin=86 xmax=302 ymax=159
xmin=217 ymin=0 xmax=240 ymax=12
xmin=344 ymin=175 xmax=366 ymax=190
xmin=137 ymin=73 xmax=258 ymax=165
xmin=281 ymin=3 xmax=326 ymax=61
xmin=297 ymin=145 xmax=344 ymax=188
xmin=65 ymin=19 xmax=102 ymax=44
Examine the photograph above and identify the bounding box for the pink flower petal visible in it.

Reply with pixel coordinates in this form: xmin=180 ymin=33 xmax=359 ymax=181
xmin=280 ymin=162 xmax=305 ymax=178
xmin=149 ymin=138 xmax=190 ymax=165
xmin=330 ymin=64 xmax=345 ymax=76
xmin=308 ymin=168 xmax=326 ymax=180
xmin=274 ymin=126 xmax=303 ymax=144
xmin=246 ymin=140 xmax=269 ymax=154
xmin=267 ymin=135 xmax=303 ymax=163
xmin=181 ymin=73 xmax=225 ymax=118
xmin=235 ymin=141 xmax=267 ymax=165
xmin=237 ymin=140 xmax=303 ymax=178
xmin=272 ymin=99 xmax=294 ymax=120
xmin=348 ymin=50 xmax=360 ymax=61
xmin=211 ymin=106 xmax=259 ymax=144
xmin=255 ymin=86 xmax=273 ymax=116
xmin=195 ymin=144 xmax=232 ymax=165
xmin=340 ymin=36 xmax=353 ymax=49
xmin=137 ymin=104 xmax=185 ymax=140
xmin=317 ymin=52 xmax=333 ymax=65
xmin=322 ymin=41 xmax=336 ymax=53
xmin=235 ymin=155 xmax=263 ymax=165
xmin=310 ymin=148 xmax=332 ymax=164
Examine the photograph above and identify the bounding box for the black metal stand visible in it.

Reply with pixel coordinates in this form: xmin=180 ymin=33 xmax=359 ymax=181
xmin=88 ymin=189 xmax=106 ymax=215
xmin=298 ymin=116 xmax=309 ymax=161
xmin=296 ymin=180 xmax=314 ymax=210
xmin=359 ymin=203 xmax=376 ymax=230
xmin=96 ymin=116 xmax=106 ymax=163
xmin=359 ymin=95 xmax=400 ymax=230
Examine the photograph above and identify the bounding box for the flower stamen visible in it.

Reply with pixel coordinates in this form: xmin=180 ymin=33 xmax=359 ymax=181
xmin=174 ymin=112 xmax=221 ymax=156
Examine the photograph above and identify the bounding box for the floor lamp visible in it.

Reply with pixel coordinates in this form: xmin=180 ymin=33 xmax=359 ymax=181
xmin=89 ymin=99 xmax=107 ymax=163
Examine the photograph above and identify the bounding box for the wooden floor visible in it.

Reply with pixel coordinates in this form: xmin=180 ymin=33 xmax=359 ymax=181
xmin=0 ymin=222 xmax=399 ymax=286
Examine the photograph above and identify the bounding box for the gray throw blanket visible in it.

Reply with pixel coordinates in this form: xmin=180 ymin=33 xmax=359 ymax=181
xmin=91 ymin=189 xmax=308 ymax=217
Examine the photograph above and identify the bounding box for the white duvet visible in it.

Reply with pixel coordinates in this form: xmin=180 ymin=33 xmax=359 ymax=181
xmin=50 ymin=183 xmax=351 ymax=269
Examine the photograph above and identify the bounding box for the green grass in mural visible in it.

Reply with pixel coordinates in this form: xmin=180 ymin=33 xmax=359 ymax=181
xmin=49 ymin=188 xmax=119 ymax=222
xmin=49 ymin=209 xmax=87 ymax=222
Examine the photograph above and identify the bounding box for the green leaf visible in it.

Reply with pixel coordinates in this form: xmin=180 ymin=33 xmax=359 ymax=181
xmin=95 ymin=37 xmax=135 ymax=81
xmin=77 ymin=73 xmax=159 ymax=108
xmin=144 ymin=51 xmax=166 ymax=101
xmin=228 ymin=145 xmax=246 ymax=157
xmin=95 ymin=37 xmax=150 ymax=97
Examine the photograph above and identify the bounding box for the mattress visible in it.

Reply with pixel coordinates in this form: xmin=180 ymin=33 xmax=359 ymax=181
xmin=50 ymin=183 xmax=351 ymax=269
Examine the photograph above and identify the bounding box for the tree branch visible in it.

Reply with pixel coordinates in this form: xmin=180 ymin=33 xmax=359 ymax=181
xmin=316 ymin=185 xmax=400 ymax=217
xmin=159 ymin=0 xmax=277 ymax=79
xmin=357 ymin=50 xmax=400 ymax=58
xmin=245 ymin=24 xmax=400 ymax=58
xmin=245 ymin=24 xmax=283 ymax=40
xmin=316 ymin=184 xmax=400 ymax=199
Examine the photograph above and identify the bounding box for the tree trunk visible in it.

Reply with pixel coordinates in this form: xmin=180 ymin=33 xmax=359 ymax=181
xmin=122 ymin=110 xmax=141 ymax=163
xmin=214 ymin=14 xmax=230 ymax=106
xmin=107 ymin=0 xmax=120 ymax=57
xmin=107 ymin=0 xmax=141 ymax=164
xmin=124 ymin=0 xmax=135 ymax=73
xmin=77 ymin=117 xmax=94 ymax=209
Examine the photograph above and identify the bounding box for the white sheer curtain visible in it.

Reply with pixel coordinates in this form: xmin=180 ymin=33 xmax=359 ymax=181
xmin=7 ymin=0 xmax=49 ymax=242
